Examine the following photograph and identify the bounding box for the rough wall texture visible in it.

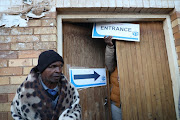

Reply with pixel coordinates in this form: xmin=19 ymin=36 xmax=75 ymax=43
xmin=171 ymin=12 xmax=180 ymax=71
xmin=0 ymin=0 xmax=180 ymax=120
xmin=0 ymin=16 xmax=57 ymax=119
xmin=0 ymin=1 xmax=57 ymax=119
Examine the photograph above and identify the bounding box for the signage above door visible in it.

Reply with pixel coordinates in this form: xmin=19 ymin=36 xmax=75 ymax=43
xmin=92 ymin=23 xmax=140 ymax=42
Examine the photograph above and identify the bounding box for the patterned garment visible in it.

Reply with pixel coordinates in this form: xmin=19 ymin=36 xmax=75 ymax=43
xmin=11 ymin=67 xmax=81 ymax=120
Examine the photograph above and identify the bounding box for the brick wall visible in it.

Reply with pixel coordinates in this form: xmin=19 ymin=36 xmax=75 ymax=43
xmin=0 ymin=12 xmax=57 ymax=120
xmin=171 ymin=11 xmax=180 ymax=71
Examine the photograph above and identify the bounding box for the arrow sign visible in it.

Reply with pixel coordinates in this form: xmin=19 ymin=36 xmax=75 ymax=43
xmin=70 ymin=68 xmax=107 ymax=88
xmin=74 ymin=71 xmax=100 ymax=81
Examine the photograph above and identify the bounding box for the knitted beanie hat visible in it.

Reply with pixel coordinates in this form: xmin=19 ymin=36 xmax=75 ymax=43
xmin=37 ymin=50 xmax=64 ymax=73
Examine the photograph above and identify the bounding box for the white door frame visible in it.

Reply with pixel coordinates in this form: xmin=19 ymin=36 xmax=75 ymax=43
xmin=57 ymin=13 xmax=180 ymax=120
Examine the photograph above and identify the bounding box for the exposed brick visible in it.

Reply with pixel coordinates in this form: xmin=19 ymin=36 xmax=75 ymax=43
xmin=11 ymin=43 xmax=33 ymax=50
xmin=18 ymin=50 xmax=41 ymax=58
xmin=10 ymin=76 xmax=26 ymax=84
xmin=172 ymin=18 xmax=180 ymax=28
xmin=176 ymin=46 xmax=180 ymax=52
xmin=0 ymin=36 xmax=5 ymax=43
xmin=171 ymin=12 xmax=180 ymax=21
xmin=0 ymin=67 xmax=22 ymax=76
xmin=23 ymin=67 xmax=32 ymax=75
xmin=41 ymin=35 xmax=57 ymax=41
xmin=0 ymin=77 xmax=10 ymax=85
xmin=174 ymin=32 xmax=180 ymax=39
xmin=8 ymin=112 xmax=13 ymax=120
xmin=42 ymin=19 xmax=56 ymax=26
xmin=34 ymin=27 xmax=56 ymax=34
xmin=11 ymin=28 xmax=33 ymax=35
xmin=0 ymin=43 xmax=10 ymax=50
xmin=0 ymin=51 xmax=18 ymax=59
xmin=8 ymin=93 xmax=15 ymax=102
xmin=34 ymin=42 xmax=56 ymax=50
xmin=178 ymin=60 xmax=180 ymax=66
xmin=0 ymin=85 xmax=19 ymax=94
xmin=33 ymin=58 xmax=38 ymax=66
xmin=178 ymin=52 xmax=180 ymax=60
xmin=9 ymin=59 xmax=32 ymax=67
xmin=0 ymin=28 xmax=11 ymax=35
xmin=173 ymin=25 xmax=180 ymax=34
xmin=0 ymin=59 xmax=7 ymax=67
xmin=7 ymin=36 xmax=18 ymax=43
xmin=17 ymin=35 xmax=40 ymax=42
xmin=175 ymin=39 xmax=180 ymax=46
xmin=171 ymin=12 xmax=176 ymax=21
xmin=10 ymin=6 xmax=21 ymax=11
xmin=3 ymin=36 xmax=13 ymax=43
xmin=4 ymin=36 xmax=17 ymax=43
xmin=175 ymin=12 xmax=180 ymax=18
xmin=0 ymin=112 xmax=8 ymax=120
xmin=5 ymin=35 xmax=40 ymax=43
xmin=28 ymin=20 xmax=42 ymax=26
xmin=45 ymin=12 xmax=57 ymax=18
xmin=0 ymin=103 xmax=11 ymax=111
xmin=0 ymin=94 xmax=8 ymax=103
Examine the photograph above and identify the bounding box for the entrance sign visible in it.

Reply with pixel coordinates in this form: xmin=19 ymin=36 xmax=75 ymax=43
xmin=69 ymin=68 xmax=107 ymax=88
xmin=92 ymin=23 xmax=140 ymax=42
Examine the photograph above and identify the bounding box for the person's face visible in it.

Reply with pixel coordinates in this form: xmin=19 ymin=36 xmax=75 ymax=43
xmin=41 ymin=61 xmax=63 ymax=83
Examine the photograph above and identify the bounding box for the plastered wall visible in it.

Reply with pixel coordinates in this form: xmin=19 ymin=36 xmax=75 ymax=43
xmin=0 ymin=0 xmax=179 ymax=119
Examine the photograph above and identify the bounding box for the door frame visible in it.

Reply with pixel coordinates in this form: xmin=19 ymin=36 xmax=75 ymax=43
xmin=57 ymin=13 xmax=180 ymax=119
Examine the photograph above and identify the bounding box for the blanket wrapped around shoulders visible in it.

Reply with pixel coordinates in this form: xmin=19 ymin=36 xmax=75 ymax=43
xmin=11 ymin=67 xmax=81 ymax=120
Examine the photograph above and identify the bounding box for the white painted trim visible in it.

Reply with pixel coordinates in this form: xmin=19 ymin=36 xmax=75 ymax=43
xmin=163 ymin=16 xmax=180 ymax=120
xmin=58 ymin=13 xmax=167 ymax=22
xmin=57 ymin=16 xmax=63 ymax=56
xmin=57 ymin=13 xmax=180 ymax=120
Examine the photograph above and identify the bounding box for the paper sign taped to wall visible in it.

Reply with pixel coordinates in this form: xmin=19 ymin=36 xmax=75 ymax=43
xmin=92 ymin=23 xmax=140 ymax=42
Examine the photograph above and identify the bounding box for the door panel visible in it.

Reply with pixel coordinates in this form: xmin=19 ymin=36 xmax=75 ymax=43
xmin=63 ymin=23 xmax=110 ymax=120
xmin=116 ymin=22 xmax=176 ymax=120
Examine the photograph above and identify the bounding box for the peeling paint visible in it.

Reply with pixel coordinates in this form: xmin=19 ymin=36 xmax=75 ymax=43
xmin=0 ymin=37 xmax=11 ymax=43
xmin=0 ymin=14 xmax=28 ymax=27
xmin=0 ymin=54 xmax=6 ymax=58
xmin=26 ymin=11 xmax=45 ymax=18
xmin=0 ymin=9 xmax=49 ymax=27
xmin=23 ymin=0 xmax=32 ymax=5
xmin=0 ymin=7 xmax=10 ymax=12
xmin=50 ymin=23 xmax=54 ymax=26
xmin=49 ymin=7 xmax=56 ymax=12
xmin=32 ymin=36 xmax=39 ymax=41
xmin=0 ymin=0 xmax=52 ymax=27
xmin=17 ymin=43 xmax=26 ymax=48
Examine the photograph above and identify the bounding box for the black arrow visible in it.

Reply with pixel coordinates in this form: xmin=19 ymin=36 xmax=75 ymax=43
xmin=74 ymin=71 xmax=100 ymax=81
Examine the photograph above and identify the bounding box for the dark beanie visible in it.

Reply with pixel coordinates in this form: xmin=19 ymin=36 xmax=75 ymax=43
xmin=37 ymin=50 xmax=64 ymax=73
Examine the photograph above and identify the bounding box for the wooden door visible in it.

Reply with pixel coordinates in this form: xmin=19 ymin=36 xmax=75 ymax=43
xmin=63 ymin=23 xmax=111 ymax=120
xmin=116 ymin=22 xmax=176 ymax=120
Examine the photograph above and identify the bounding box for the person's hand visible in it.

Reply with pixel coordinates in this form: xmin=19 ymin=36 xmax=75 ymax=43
xmin=104 ymin=36 xmax=113 ymax=46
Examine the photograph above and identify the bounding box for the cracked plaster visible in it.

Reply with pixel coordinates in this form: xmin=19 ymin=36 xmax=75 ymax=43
xmin=0 ymin=0 xmax=53 ymax=27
